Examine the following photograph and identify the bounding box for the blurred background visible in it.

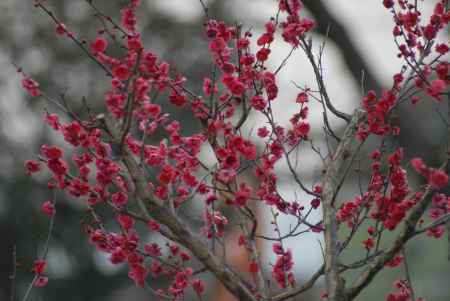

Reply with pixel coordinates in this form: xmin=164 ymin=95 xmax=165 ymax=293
xmin=0 ymin=0 xmax=449 ymax=300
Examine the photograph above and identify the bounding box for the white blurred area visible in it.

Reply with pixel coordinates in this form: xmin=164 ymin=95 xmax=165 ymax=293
xmin=0 ymin=0 xmax=447 ymax=299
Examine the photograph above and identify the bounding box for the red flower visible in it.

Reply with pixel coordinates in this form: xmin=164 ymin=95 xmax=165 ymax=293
xmin=25 ymin=160 xmax=41 ymax=175
xmin=68 ymin=177 xmax=90 ymax=197
xmin=180 ymin=252 xmax=191 ymax=261
xmin=272 ymin=242 xmax=284 ymax=255
xmin=128 ymin=264 xmax=148 ymax=287
xmin=237 ymin=38 xmax=250 ymax=49
xmin=256 ymin=48 xmax=271 ymax=62
xmin=32 ymin=259 xmax=47 ymax=275
xmin=47 ymin=158 xmax=68 ymax=177
xmin=169 ymin=92 xmax=188 ymax=107
xmin=112 ymin=191 xmax=128 ymax=208
xmin=203 ymin=78 xmax=217 ymax=96
xmin=127 ymin=35 xmax=143 ymax=52
xmin=383 ymin=0 xmax=394 ymax=8
xmin=367 ymin=226 xmax=376 ymax=235
xmin=310 ymin=198 xmax=320 ymax=209
xmin=257 ymin=33 xmax=273 ymax=46
xmin=250 ymin=94 xmax=267 ymax=111
xmin=266 ymin=83 xmax=278 ymax=100
xmin=90 ymin=37 xmax=108 ymax=53
xmin=226 ymin=77 xmax=245 ymax=96
xmin=21 ymin=77 xmax=41 ymax=97
xmin=158 ymin=164 xmax=174 ymax=184
xmin=147 ymin=219 xmax=160 ymax=231
xmin=209 ymin=37 xmax=226 ymax=53
xmin=363 ymin=237 xmax=374 ymax=250
xmin=34 ymin=276 xmax=49 ymax=287
xmin=117 ymin=214 xmax=134 ymax=231
xmin=44 ymin=113 xmax=60 ymax=130
xmin=192 ymin=279 xmax=205 ymax=294
xmin=41 ymin=200 xmax=54 ymax=216
xmin=55 ymin=23 xmax=67 ymax=36
xmin=428 ymin=169 xmax=449 ymax=190
xmin=150 ymin=261 xmax=162 ymax=276
xmin=296 ymin=92 xmax=309 ymax=103
xmin=249 ymin=260 xmax=259 ymax=273
xmin=234 ymin=183 xmax=252 ymax=206
xmin=386 ymin=255 xmax=404 ymax=268
xmin=257 ymin=126 xmax=270 ymax=138
xmin=272 ymin=249 xmax=294 ymax=288
xmin=121 ymin=7 xmax=137 ymax=33
xmin=144 ymin=243 xmax=162 ymax=257
xmin=41 ymin=145 xmax=63 ymax=159
xmin=294 ymin=121 xmax=310 ymax=138
xmin=112 ymin=64 xmax=130 ymax=80
xmin=435 ymin=43 xmax=449 ymax=55
xmin=110 ymin=248 xmax=126 ymax=264
xmin=410 ymin=157 xmax=428 ymax=176
xmin=169 ymin=244 xmax=180 ymax=256
xmin=428 ymin=79 xmax=446 ymax=101
xmin=238 ymin=234 xmax=246 ymax=246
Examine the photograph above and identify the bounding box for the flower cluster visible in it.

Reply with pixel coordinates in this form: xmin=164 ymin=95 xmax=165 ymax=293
xmin=386 ymin=279 xmax=424 ymax=301
xmin=271 ymin=243 xmax=295 ymax=289
xmin=31 ymin=259 xmax=49 ymax=287
xmin=18 ymin=0 xmax=450 ymax=300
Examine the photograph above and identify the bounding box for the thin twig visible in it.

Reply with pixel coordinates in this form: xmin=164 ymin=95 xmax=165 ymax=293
xmin=198 ymin=0 xmax=210 ymax=18
xmin=401 ymin=248 xmax=416 ymax=301
xmin=21 ymin=193 xmax=57 ymax=301
xmin=9 ymin=245 xmax=17 ymax=301
xmin=36 ymin=3 xmax=112 ymax=77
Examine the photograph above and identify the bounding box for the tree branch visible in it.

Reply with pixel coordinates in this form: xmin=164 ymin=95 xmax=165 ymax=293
xmin=272 ymin=265 xmax=324 ymax=301
xmin=100 ymin=115 xmax=257 ymax=301
xmin=321 ymin=108 xmax=366 ymax=300
xmin=300 ymin=38 xmax=351 ymax=123
xmin=302 ymin=0 xmax=382 ymax=92
xmin=346 ymin=169 xmax=448 ymax=300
